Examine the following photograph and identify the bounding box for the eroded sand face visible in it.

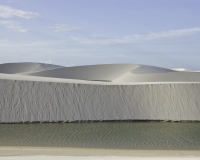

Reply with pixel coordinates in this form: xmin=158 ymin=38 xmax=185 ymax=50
xmin=0 ymin=63 xmax=200 ymax=123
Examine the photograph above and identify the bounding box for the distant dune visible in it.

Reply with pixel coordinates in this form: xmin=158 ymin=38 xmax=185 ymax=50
xmin=0 ymin=62 xmax=200 ymax=123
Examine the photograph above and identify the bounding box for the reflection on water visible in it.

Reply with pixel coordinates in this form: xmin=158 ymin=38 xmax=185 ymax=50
xmin=0 ymin=122 xmax=200 ymax=150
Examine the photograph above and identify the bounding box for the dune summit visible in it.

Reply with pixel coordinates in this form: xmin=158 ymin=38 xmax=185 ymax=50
xmin=0 ymin=62 xmax=200 ymax=123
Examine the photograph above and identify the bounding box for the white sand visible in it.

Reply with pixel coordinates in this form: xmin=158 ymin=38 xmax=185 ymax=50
xmin=0 ymin=146 xmax=200 ymax=159
xmin=1 ymin=63 xmax=200 ymax=159
xmin=1 ymin=62 xmax=200 ymax=122
xmin=1 ymin=156 xmax=200 ymax=160
xmin=1 ymin=77 xmax=200 ymax=122
xmin=0 ymin=62 xmax=63 ymax=74
xmin=2 ymin=62 xmax=200 ymax=82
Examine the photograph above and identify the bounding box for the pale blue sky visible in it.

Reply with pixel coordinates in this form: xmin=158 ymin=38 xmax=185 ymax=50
xmin=0 ymin=0 xmax=200 ymax=69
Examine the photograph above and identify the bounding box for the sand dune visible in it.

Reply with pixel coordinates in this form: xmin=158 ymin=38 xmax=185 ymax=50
xmin=25 ymin=64 xmax=139 ymax=82
xmin=0 ymin=62 xmax=63 ymax=74
xmin=113 ymin=71 xmax=200 ymax=82
xmin=1 ymin=62 xmax=200 ymax=82
xmin=0 ymin=62 xmax=200 ymax=123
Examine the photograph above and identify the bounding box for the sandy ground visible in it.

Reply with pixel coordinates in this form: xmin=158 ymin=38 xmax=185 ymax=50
xmin=0 ymin=146 xmax=200 ymax=159
xmin=1 ymin=156 xmax=200 ymax=160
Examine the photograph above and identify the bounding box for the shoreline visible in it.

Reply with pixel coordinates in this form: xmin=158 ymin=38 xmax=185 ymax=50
xmin=1 ymin=146 xmax=200 ymax=157
xmin=1 ymin=120 xmax=200 ymax=124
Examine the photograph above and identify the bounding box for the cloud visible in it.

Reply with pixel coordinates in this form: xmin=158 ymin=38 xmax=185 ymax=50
xmin=0 ymin=21 xmax=30 ymax=32
xmin=71 ymin=27 xmax=200 ymax=45
xmin=0 ymin=4 xmax=39 ymax=19
xmin=0 ymin=39 xmax=96 ymax=56
xmin=51 ymin=24 xmax=79 ymax=32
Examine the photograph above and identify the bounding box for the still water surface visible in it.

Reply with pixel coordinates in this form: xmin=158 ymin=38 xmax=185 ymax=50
xmin=0 ymin=122 xmax=200 ymax=150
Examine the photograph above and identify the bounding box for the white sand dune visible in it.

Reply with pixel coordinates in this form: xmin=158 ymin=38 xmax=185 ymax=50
xmin=3 ymin=63 xmax=199 ymax=83
xmin=0 ymin=62 xmax=200 ymax=123
xmin=113 ymin=71 xmax=200 ymax=82
xmin=25 ymin=63 xmax=139 ymax=82
xmin=0 ymin=62 xmax=63 ymax=74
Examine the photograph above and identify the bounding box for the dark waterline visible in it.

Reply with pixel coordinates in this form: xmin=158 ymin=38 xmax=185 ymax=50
xmin=0 ymin=122 xmax=200 ymax=150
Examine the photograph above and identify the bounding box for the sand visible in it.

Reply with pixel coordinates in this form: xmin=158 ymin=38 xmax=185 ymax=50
xmin=0 ymin=62 xmax=63 ymax=74
xmin=1 ymin=146 xmax=200 ymax=157
xmin=0 ymin=63 xmax=200 ymax=159
xmin=1 ymin=62 xmax=200 ymax=82
xmin=1 ymin=157 xmax=200 ymax=160
xmin=1 ymin=62 xmax=200 ymax=122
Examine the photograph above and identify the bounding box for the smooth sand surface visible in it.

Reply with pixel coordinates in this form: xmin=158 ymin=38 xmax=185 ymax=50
xmin=1 ymin=156 xmax=200 ymax=160
xmin=0 ymin=146 xmax=200 ymax=157
xmin=1 ymin=73 xmax=200 ymax=85
xmin=1 ymin=157 xmax=200 ymax=160
xmin=2 ymin=62 xmax=200 ymax=82
xmin=0 ymin=62 xmax=63 ymax=74
xmin=26 ymin=63 xmax=139 ymax=82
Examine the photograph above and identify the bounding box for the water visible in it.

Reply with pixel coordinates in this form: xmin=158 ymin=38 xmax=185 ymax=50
xmin=0 ymin=122 xmax=200 ymax=150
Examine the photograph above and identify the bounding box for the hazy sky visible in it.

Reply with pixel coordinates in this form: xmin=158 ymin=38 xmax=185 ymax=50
xmin=0 ymin=0 xmax=200 ymax=69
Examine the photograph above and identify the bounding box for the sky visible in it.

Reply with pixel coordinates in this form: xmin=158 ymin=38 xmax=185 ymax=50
xmin=0 ymin=0 xmax=200 ymax=69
